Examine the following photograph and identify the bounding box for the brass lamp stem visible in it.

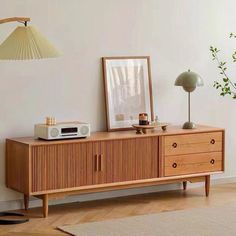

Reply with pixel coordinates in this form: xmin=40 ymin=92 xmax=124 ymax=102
xmin=182 ymin=91 xmax=195 ymax=129
xmin=188 ymin=92 xmax=191 ymax=123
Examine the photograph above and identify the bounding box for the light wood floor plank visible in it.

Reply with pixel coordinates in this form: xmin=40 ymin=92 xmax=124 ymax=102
xmin=1 ymin=183 xmax=236 ymax=235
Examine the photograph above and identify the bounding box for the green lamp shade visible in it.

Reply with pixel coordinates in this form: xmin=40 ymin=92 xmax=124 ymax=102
xmin=175 ymin=71 xmax=204 ymax=92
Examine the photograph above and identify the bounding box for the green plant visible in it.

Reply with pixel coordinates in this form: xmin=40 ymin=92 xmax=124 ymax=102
xmin=210 ymin=33 xmax=236 ymax=99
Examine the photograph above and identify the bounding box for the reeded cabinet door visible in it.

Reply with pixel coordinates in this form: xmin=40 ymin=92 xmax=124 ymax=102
xmin=135 ymin=137 xmax=159 ymax=180
xmin=93 ymin=137 xmax=159 ymax=185
xmin=31 ymin=143 xmax=94 ymax=193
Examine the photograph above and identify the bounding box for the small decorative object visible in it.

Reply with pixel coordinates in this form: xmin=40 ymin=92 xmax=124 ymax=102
xmin=139 ymin=113 xmax=149 ymax=125
xmin=46 ymin=117 xmax=56 ymax=126
xmin=132 ymin=122 xmax=168 ymax=134
xmin=175 ymin=70 xmax=204 ymax=129
xmin=151 ymin=115 xmax=160 ymax=126
xmin=102 ymin=56 xmax=154 ymax=131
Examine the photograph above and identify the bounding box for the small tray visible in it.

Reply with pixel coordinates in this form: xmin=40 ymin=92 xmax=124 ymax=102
xmin=132 ymin=123 xmax=168 ymax=134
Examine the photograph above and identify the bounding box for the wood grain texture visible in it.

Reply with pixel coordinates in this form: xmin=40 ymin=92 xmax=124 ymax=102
xmin=183 ymin=181 xmax=187 ymax=190
xmin=222 ymin=129 xmax=226 ymax=172
xmin=31 ymin=143 xmax=94 ymax=193
xmin=164 ymin=152 xmax=223 ymax=177
xmin=165 ymin=151 xmax=222 ymax=166
xmin=24 ymin=194 xmax=29 ymax=211
xmin=158 ymin=136 xmax=165 ymax=177
xmin=164 ymin=132 xmax=223 ymax=156
xmin=135 ymin=137 xmax=158 ymax=179
xmin=0 ymin=183 xmax=233 ymax=235
xmin=43 ymin=194 xmax=48 ymax=218
xmin=0 ymin=17 xmax=30 ymax=24
xmin=7 ymin=125 xmax=224 ymax=146
xmin=5 ymin=126 xmax=225 ymax=217
xmin=30 ymin=137 xmax=158 ymax=193
xmin=32 ymin=175 xmax=207 ymax=201
xmin=205 ymin=175 xmax=210 ymax=197
xmin=6 ymin=140 xmax=30 ymax=194
xmin=93 ymin=137 xmax=158 ymax=184
xmin=188 ymin=176 xmax=205 ymax=183
xmin=31 ymin=172 xmax=223 ymax=196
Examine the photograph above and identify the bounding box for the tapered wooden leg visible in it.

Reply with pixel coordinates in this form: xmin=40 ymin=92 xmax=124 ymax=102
xmin=205 ymin=175 xmax=210 ymax=197
xmin=42 ymin=194 xmax=48 ymax=218
xmin=183 ymin=181 xmax=187 ymax=190
xmin=24 ymin=194 xmax=29 ymax=211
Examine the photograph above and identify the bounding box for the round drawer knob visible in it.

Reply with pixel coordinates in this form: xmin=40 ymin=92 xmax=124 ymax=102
xmin=172 ymin=143 xmax=177 ymax=148
xmin=210 ymin=159 xmax=215 ymax=164
xmin=210 ymin=139 xmax=215 ymax=144
xmin=172 ymin=163 xmax=177 ymax=168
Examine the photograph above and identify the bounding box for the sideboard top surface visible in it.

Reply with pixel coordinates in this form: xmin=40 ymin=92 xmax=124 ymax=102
xmin=7 ymin=125 xmax=224 ymax=146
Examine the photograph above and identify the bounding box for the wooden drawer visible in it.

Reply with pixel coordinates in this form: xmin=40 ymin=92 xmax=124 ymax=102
xmin=164 ymin=152 xmax=223 ymax=177
xmin=164 ymin=132 xmax=222 ymax=156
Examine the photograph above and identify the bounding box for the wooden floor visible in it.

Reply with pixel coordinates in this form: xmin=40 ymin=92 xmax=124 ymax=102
xmin=1 ymin=182 xmax=236 ymax=235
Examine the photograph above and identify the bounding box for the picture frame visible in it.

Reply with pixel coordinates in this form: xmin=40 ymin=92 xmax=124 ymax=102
xmin=102 ymin=56 xmax=154 ymax=131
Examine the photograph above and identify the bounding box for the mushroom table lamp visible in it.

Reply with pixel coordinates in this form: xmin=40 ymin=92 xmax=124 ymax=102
xmin=175 ymin=70 xmax=204 ymax=129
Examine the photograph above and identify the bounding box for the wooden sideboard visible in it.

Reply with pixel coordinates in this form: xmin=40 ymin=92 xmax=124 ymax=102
xmin=6 ymin=125 xmax=225 ymax=217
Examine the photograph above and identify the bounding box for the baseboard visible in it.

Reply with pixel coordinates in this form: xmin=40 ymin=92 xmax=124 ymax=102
xmin=1 ymin=175 xmax=236 ymax=212
xmin=211 ymin=175 xmax=236 ymax=185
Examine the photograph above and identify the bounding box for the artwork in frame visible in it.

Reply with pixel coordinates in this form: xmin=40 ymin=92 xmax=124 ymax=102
xmin=102 ymin=56 xmax=154 ymax=131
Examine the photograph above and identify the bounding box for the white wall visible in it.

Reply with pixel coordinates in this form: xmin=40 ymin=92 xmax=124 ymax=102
xmin=1 ymin=0 xmax=236 ymax=205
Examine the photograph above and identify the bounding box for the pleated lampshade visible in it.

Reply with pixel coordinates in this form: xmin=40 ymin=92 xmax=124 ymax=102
xmin=0 ymin=26 xmax=60 ymax=60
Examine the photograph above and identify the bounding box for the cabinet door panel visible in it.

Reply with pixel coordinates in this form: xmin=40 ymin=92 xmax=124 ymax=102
xmin=93 ymin=137 xmax=158 ymax=185
xmin=31 ymin=143 xmax=93 ymax=193
xmin=135 ymin=137 xmax=159 ymax=180
xmin=109 ymin=139 xmax=137 ymax=183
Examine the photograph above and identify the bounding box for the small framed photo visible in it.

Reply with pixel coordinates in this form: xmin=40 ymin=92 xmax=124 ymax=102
xmin=102 ymin=56 xmax=154 ymax=131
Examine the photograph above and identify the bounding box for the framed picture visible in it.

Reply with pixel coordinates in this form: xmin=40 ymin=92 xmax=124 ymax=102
xmin=102 ymin=56 xmax=154 ymax=131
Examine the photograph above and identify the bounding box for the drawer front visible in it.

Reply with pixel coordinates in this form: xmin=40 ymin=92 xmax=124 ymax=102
xmin=164 ymin=132 xmax=222 ymax=156
xmin=164 ymin=152 xmax=223 ymax=177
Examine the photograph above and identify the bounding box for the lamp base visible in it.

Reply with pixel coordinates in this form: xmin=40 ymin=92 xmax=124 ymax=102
xmin=182 ymin=122 xmax=196 ymax=129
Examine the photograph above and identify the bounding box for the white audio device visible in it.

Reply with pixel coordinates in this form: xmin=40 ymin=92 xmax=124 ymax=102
xmin=34 ymin=121 xmax=90 ymax=140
